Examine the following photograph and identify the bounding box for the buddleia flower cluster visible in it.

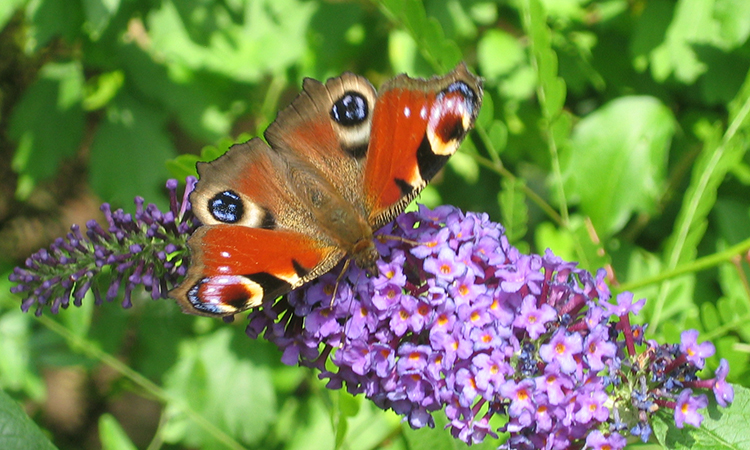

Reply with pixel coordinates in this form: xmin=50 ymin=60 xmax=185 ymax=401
xmin=246 ymin=205 xmax=734 ymax=449
xmin=9 ymin=178 xmax=200 ymax=315
xmin=9 ymin=184 xmax=733 ymax=448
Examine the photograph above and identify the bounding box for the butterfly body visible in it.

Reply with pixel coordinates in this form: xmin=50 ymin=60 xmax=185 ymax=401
xmin=171 ymin=64 xmax=483 ymax=317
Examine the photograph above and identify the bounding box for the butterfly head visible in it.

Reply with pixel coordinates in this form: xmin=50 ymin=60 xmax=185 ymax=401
xmin=351 ymin=237 xmax=380 ymax=278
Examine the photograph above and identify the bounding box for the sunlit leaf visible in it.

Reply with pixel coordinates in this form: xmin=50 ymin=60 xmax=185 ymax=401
xmin=563 ymin=96 xmax=675 ymax=236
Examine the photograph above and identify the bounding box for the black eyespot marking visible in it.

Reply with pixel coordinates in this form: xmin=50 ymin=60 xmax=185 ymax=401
xmin=331 ymin=92 xmax=368 ymax=126
xmin=209 ymin=190 xmax=244 ymax=223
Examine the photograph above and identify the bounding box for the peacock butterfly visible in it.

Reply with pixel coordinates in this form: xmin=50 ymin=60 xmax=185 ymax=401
xmin=170 ymin=64 xmax=483 ymax=317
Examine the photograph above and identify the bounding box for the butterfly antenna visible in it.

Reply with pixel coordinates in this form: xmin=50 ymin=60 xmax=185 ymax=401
xmin=376 ymin=234 xmax=420 ymax=246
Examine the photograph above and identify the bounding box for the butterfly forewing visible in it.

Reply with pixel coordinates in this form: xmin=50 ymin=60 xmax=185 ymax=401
xmin=264 ymin=73 xmax=377 ymax=210
xmin=363 ymin=64 xmax=483 ymax=228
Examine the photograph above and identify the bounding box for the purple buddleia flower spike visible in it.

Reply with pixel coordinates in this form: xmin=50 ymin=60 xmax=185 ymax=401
xmin=245 ymin=205 xmax=733 ymax=447
xmin=9 ymin=178 xmax=200 ymax=315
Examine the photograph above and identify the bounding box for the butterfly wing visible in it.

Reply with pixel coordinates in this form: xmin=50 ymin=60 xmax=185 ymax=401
xmin=264 ymin=73 xmax=377 ymax=211
xmin=171 ymin=225 xmax=342 ymax=316
xmin=170 ymin=138 xmax=344 ymax=316
xmin=362 ymin=63 xmax=483 ymax=228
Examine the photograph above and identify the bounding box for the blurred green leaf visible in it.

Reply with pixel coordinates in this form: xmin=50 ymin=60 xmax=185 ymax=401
xmin=401 ymin=409 xmax=501 ymax=450
xmin=714 ymin=0 xmax=750 ymax=48
xmin=283 ymin=391 xmax=334 ymax=450
xmin=99 ymin=413 xmax=137 ymax=450
xmin=81 ymin=0 xmax=119 ymax=39
xmin=0 ymin=0 xmax=27 ymax=30
xmin=83 ymin=70 xmax=124 ymax=110
xmin=26 ymin=0 xmax=84 ymax=48
xmin=89 ymin=92 xmax=176 ymax=208
xmin=499 ymin=176 xmax=528 ymax=244
xmin=162 ymin=328 xmax=277 ymax=448
xmin=9 ymin=62 xmax=85 ymax=196
xmin=147 ymin=0 xmax=316 ymax=83
xmin=0 ymin=309 xmax=43 ymax=400
xmin=645 ymin=0 xmax=750 ymax=84
xmin=118 ymin=44 xmax=242 ymax=143
xmin=534 ymin=221 xmax=576 ymax=262
xmin=166 ymin=137 xmax=238 ymax=180
xmin=523 ymin=0 xmax=567 ymax=118
xmin=379 ymin=0 xmax=462 ymax=72
xmin=654 ymin=70 xmax=750 ymax=328
xmin=0 ymin=389 xmax=57 ymax=450
xmin=477 ymin=30 xmax=525 ymax=82
xmin=563 ymin=96 xmax=675 ymax=237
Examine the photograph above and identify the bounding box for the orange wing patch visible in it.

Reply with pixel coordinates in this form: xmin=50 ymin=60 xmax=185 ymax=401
xmin=171 ymin=226 xmax=336 ymax=316
xmin=364 ymin=88 xmax=434 ymax=214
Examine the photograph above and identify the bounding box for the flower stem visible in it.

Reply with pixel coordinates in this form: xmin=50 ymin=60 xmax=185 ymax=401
xmin=615 ymin=235 xmax=750 ymax=293
xmin=36 ymin=315 xmax=248 ymax=450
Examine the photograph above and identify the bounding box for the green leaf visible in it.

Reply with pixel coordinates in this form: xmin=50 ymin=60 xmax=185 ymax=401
xmin=0 ymin=388 xmax=58 ymax=450
xmin=117 ymin=44 xmax=240 ymax=143
xmin=499 ymin=176 xmax=528 ymax=244
xmin=477 ymin=30 xmax=525 ymax=81
xmin=81 ymin=0 xmax=120 ymax=39
xmin=162 ymin=328 xmax=277 ymax=448
xmin=89 ymin=92 xmax=176 ymax=209
xmin=26 ymin=0 xmax=84 ymax=48
xmin=165 ymin=154 xmax=201 ymax=181
xmin=99 ymin=413 xmax=138 ymax=450
xmin=284 ymin=393 xmax=334 ymax=450
xmin=644 ymin=0 xmax=749 ymax=84
xmin=563 ymin=96 xmax=675 ymax=236
xmin=534 ymin=221 xmax=576 ymax=263
xmin=476 ymin=89 xmax=494 ymax=129
xmin=652 ymin=384 xmax=750 ymax=450
xmin=83 ymin=70 xmax=124 ymax=111
xmin=714 ymin=0 xmax=750 ymax=46
xmin=487 ymin=120 xmax=508 ymax=156
xmin=147 ymin=0 xmax=316 ymax=83
xmin=379 ymin=0 xmax=462 ymax=72
xmin=9 ymin=62 xmax=85 ymax=197
xmin=523 ymin=0 xmax=567 ymax=119
xmin=0 ymin=0 xmax=27 ymax=31
xmin=166 ymin=137 xmax=239 ymax=180
xmin=0 ymin=310 xmax=43 ymax=400
xmin=337 ymin=393 xmax=400 ymax=450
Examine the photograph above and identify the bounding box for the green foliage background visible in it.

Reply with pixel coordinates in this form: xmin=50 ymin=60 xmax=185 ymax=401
xmin=1 ymin=0 xmax=750 ymax=449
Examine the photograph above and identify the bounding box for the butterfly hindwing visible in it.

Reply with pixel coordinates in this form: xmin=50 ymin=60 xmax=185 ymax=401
xmin=171 ymin=226 xmax=342 ymax=316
